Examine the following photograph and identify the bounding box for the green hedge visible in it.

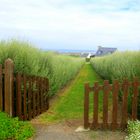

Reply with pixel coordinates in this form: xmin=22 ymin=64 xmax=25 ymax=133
xmin=125 ymin=120 xmax=140 ymax=140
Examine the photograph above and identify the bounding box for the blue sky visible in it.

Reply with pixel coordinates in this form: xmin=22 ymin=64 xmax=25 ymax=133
xmin=0 ymin=0 xmax=140 ymax=51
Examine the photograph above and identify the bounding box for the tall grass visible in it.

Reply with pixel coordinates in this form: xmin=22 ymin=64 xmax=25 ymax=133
xmin=91 ymin=51 xmax=140 ymax=82
xmin=0 ymin=40 xmax=84 ymax=96
xmin=90 ymin=51 xmax=140 ymax=117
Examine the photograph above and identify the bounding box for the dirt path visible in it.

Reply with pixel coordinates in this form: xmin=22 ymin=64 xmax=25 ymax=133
xmin=31 ymin=120 xmax=126 ymax=140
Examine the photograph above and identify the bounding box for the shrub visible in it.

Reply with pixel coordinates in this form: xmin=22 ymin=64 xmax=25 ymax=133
xmin=125 ymin=120 xmax=140 ymax=140
xmin=0 ymin=112 xmax=34 ymax=140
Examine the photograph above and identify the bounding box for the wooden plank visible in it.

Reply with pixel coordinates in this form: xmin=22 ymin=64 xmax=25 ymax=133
xmin=132 ymin=77 xmax=139 ymax=120
xmin=43 ymin=78 xmax=46 ymax=112
xmin=32 ymin=77 xmax=36 ymax=118
xmin=92 ymin=82 xmax=99 ymax=129
xmin=35 ymin=77 xmax=37 ymax=116
xmin=103 ymin=80 xmax=110 ymax=129
xmin=38 ymin=77 xmax=41 ymax=114
xmin=36 ymin=77 xmax=39 ymax=115
xmin=28 ymin=77 xmax=32 ymax=120
xmin=121 ymin=79 xmax=129 ymax=128
xmin=46 ymin=78 xmax=49 ymax=110
xmin=4 ymin=59 xmax=14 ymax=117
xmin=0 ymin=65 xmax=3 ymax=111
xmin=111 ymin=80 xmax=119 ymax=130
xmin=23 ymin=75 xmax=27 ymax=120
xmin=44 ymin=78 xmax=48 ymax=110
xmin=40 ymin=77 xmax=44 ymax=113
xmin=42 ymin=78 xmax=45 ymax=112
xmin=16 ymin=73 xmax=22 ymax=120
xmin=84 ymin=83 xmax=90 ymax=129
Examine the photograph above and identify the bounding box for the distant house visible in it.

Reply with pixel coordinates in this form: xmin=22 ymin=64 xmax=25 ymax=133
xmin=95 ymin=46 xmax=117 ymax=57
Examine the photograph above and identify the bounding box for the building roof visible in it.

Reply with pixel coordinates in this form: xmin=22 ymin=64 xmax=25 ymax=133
xmin=95 ymin=46 xmax=117 ymax=56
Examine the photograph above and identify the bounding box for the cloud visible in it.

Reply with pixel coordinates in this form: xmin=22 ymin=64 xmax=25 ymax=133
xmin=0 ymin=0 xmax=140 ymax=50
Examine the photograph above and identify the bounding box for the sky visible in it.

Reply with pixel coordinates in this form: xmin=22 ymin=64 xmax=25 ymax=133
xmin=0 ymin=0 xmax=140 ymax=51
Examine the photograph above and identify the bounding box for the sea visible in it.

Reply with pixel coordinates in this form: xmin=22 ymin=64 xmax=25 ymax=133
xmin=43 ymin=49 xmax=96 ymax=54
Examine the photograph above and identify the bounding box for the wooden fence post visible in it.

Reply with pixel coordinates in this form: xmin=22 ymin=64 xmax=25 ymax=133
xmin=4 ymin=58 xmax=14 ymax=117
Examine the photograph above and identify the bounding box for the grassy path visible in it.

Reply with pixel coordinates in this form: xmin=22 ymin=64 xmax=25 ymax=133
xmin=39 ymin=63 xmax=103 ymax=123
xmin=32 ymin=63 xmax=126 ymax=140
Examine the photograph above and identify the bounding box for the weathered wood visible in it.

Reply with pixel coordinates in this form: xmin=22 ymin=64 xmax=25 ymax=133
xmin=28 ymin=77 xmax=32 ymax=120
xmin=93 ymin=82 xmax=99 ymax=129
xmin=38 ymin=77 xmax=41 ymax=114
xmin=36 ymin=77 xmax=39 ymax=115
xmin=44 ymin=78 xmax=49 ymax=110
xmin=40 ymin=78 xmax=43 ymax=112
xmin=4 ymin=59 xmax=14 ymax=117
xmin=121 ymin=79 xmax=129 ymax=128
xmin=103 ymin=80 xmax=110 ymax=129
xmin=0 ymin=65 xmax=3 ymax=111
xmin=84 ymin=83 xmax=90 ymax=129
xmin=111 ymin=80 xmax=119 ymax=129
xmin=16 ymin=73 xmax=22 ymax=119
xmin=43 ymin=78 xmax=46 ymax=111
xmin=46 ymin=78 xmax=49 ymax=110
xmin=23 ymin=75 xmax=27 ymax=120
xmin=32 ymin=77 xmax=36 ymax=117
xmin=132 ymin=77 xmax=139 ymax=120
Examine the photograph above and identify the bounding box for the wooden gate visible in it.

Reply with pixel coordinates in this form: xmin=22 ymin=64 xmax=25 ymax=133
xmin=84 ymin=78 xmax=139 ymax=130
xmin=0 ymin=59 xmax=49 ymax=120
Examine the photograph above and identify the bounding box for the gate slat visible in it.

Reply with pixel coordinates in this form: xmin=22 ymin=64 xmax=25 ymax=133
xmin=40 ymin=78 xmax=43 ymax=113
xmin=43 ymin=78 xmax=46 ymax=111
xmin=16 ymin=73 xmax=22 ymax=120
xmin=38 ymin=77 xmax=41 ymax=114
xmin=103 ymin=80 xmax=110 ymax=129
xmin=42 ymin=78 xmax=45 ymax=112
xmin=121 ymin=79 xmax=129 ymax=128
xmin=28 ymin=77 xmax=32 ymax=120
xmin=32 ymin=77 xmax=36 ymax=117
xmin=46 ymin=78 xmax=49 ymax=110
xmin=23 ymin=75 xmax=27 ymax=120
xmin=111 ymin=80 xmax=119 ymax=129
xmin=36 ymin=77 xmax=39 ymax=115
xmin=132 ymin=77 xmax=139 ymax=120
